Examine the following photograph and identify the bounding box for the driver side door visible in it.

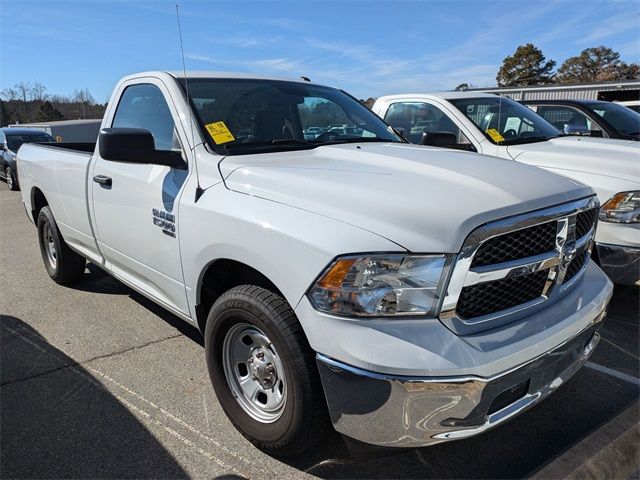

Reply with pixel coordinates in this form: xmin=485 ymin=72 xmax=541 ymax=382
xmin=90 ymin=80 xmax=190 ymax=316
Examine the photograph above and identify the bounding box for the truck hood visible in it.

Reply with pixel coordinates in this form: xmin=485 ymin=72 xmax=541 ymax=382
xmin=506 ymin=136 xmax=640 ymax=182
xmin=220 ymin=143 xmax=593 ymax=252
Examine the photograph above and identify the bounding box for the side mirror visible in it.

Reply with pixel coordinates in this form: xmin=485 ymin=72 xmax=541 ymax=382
xmin=563 ymin=124 xmax=590 ymax=136
xmin=98 ymin=128 xmax=186 ymax=169
xmin=0 ymin=142 xmax=7 ymax=151
xmin=421 ymin=131 xmax=457 ymax=147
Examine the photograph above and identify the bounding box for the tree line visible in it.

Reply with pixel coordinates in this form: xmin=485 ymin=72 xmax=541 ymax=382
xmin=456 ymin=45 xmax=638 ymax=90
xmin=0 ymin=82 xmax=107 ymax=127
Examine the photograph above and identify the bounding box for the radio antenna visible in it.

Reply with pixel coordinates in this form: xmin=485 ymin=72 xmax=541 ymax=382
xmin=176 ymin=4 xmax=204 ymax=201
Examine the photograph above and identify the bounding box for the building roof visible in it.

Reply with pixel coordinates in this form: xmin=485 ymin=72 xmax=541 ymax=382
xmin=468 ymin=79 xmax=640 ymax=92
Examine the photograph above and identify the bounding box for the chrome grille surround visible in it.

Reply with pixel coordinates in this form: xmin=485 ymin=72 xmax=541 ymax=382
xmin=440 ymin=197 xmax=599 ymax=335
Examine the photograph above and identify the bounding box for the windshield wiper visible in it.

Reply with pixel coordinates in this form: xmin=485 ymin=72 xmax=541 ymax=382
xmin=500 ymin=135 xmax=555 ymax=146
xmin=221 ymin=138 xmax=317 ymax=153
xmin=313 ymin=137 xmax=395 ymax=145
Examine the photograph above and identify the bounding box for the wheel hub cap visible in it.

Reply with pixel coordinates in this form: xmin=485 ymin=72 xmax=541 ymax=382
xmin=248 ymin=347 xmax=277 ymax=389
xmin=222 ymin=323 xmax=287 ymax=423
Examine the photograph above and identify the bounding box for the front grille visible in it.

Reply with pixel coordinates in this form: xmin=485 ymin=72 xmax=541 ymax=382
xmin=576 ymin=208 xmax=597 ymax=239
xmin=471 ymin=220 xmax=557 ymax=267
xmin=565 ymin=251 xmax=588 ymax=283
xmin=443 ymin=197 xmax=599 ymax=331
xmin=456 ymin=270 xmax=548 ymax=319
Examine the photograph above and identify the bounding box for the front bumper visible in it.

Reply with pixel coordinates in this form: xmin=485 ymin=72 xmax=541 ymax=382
xmin=596 ymin=243 xmax=640 ymax=286
xmin=314 ymin=266 xmax=611 ymax=448
xmin=317 ymin=321 xmax=603 ymax=448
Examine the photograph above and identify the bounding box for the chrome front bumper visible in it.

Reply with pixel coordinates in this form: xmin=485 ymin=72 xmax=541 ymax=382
xmin=596 ymin=243 xmax=640 ymax=286
xmin=316 ymin=311 xmax=606 ymax=448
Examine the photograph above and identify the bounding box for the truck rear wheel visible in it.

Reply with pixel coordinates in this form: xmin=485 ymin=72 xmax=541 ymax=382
xmin=37 ymin=206 xmax=86 ymax=285
xmin=204 ymin=285 xmax=328 ymax=456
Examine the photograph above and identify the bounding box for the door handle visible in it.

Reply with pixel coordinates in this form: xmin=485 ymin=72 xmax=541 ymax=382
xmin=93 ymin=175 xmax=112 ymax=187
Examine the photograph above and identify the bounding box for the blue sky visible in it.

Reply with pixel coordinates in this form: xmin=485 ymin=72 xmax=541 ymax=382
xmin=1 ymin=0 xmax=639 ymax=103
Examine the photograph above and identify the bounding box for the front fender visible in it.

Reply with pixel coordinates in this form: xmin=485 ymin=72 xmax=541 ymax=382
xmin=179 ymin=185 xmax=403 ymax=318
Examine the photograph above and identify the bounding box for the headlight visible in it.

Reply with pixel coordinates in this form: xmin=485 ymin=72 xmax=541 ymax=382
xmin=308 ymin=254 xmax=451 ymax=317
xmin=599 ymin=191 xmax=640 ymax=223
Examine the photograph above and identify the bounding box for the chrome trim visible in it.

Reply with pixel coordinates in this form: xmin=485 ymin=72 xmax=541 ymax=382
xmin=316 ymin=309 xmax=606 ymax=448
xmin=463 ymin=250 xmax=559 ymax=286
xmin=440 ymin=197 xmax=599 ymax=334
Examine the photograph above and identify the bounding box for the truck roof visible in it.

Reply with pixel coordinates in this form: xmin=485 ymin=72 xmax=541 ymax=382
xmin=121 ymin=71 xmax=318 ymax=86
xmin=377 ymin=91 xmax=498 ymax=102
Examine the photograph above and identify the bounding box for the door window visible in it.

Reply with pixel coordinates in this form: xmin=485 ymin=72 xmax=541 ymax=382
xmin=536 ymin=105 xmax=602 ymax=136
xmin=112 ymin=84 xmax=176 ymax=150
xmin=384 ymin=102 xmax=472 ymax=146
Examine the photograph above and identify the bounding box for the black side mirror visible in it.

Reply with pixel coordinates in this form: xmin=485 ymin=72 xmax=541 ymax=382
xmin=421 ymin=131 xmax=457 ymax=147
xmin=98 ymin=128 xmax=186 ymax=169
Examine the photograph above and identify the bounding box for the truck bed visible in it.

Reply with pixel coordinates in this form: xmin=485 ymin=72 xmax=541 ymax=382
xmin=17 ymin=142 xmax=98 ymax=262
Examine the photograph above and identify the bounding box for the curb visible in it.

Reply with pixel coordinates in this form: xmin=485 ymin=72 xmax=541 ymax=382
xmin=530 ymin=401 xmax=639 ymax=479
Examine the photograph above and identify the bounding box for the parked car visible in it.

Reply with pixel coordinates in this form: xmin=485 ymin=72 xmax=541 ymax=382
xmin=373 ymin=93 xmax=640 ymax=285
xmin=0 ymin=128 xmax=55 ymax=190
xmin=303 ymin=126 xmax=323 ymax=140
xmin=9 ymin=119 xmax=102 ymax=143
xmin=522 ymin=99 xmax=640 ymax=141
xmin=18 ymin=72 xmax=612 ymax=456
xmin=615 ymin=100 xmax=640 ymax=114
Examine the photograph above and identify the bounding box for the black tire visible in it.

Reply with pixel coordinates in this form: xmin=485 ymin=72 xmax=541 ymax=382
xmin=37 ymin=206 xmax=86 ymax=284
xmin=204 ymin=285 xmax=328 ymax=456
xmin=5 ymin=166 xmax=18 ymax=191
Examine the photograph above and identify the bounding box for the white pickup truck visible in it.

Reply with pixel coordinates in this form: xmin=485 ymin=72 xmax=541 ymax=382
xmin=373 ymin=93 xmax=640 ymax=286
xmin=18 ymin=71 xmax=612 ymax=455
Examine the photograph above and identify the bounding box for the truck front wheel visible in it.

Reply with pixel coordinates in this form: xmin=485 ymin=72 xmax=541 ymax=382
xmin=37 ymin=206 xmax=86 ymax=285
xmin=204 ymin=285 xmax=328 ymax=456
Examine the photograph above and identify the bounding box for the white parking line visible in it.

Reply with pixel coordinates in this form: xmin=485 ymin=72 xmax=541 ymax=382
xmin=585 ymin=362 xmax=640 ymax=387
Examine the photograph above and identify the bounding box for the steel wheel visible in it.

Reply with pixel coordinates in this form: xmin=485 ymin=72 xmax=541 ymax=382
xmin=5 ymin=167 xmax=13 ymax=190
xmin=222 ymin=322 xmax=287 ymax=423
xmin=42 ymin=222 xmax=57 ymax=269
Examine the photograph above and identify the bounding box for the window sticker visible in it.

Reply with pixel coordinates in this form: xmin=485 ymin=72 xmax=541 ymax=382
xmin=205 ymin=121 xmax=235 ymax=145
xmin=486 ymin=128 xmax=505 ymax=143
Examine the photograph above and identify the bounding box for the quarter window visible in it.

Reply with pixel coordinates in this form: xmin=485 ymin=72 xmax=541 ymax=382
xmin=112 ymin=84 xmax=176 ymax=150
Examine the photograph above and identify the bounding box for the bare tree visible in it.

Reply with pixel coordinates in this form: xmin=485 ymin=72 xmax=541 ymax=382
xmin=15 ymin=82 xmax=32 ymax=103
xmin=72 ymin=88 xmax=96 ymax=119
xmin=0 ymin=88 xmax=18 ymax=101
xmin=30 ymin=82 xmax=48 ymax=101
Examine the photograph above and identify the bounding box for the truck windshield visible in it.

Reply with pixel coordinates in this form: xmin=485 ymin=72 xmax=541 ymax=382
xmin=587 ymin=102 xmax=640 ymax=136
xmin=179 ymin=78 xmax=403 ymax=155
xmin=6 ymin=133 xmax=55 ymax=152
xmin=449 ymin=97 xmax=561 ymax=145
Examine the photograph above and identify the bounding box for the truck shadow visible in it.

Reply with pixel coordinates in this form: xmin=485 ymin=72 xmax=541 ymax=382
xmin=0 ymin=315 xmax=188 ymax=479
xmin=73 ymin=262 xmax=204 ymax=347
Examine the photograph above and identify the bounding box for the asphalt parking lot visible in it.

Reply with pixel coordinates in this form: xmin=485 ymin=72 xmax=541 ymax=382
xmin=1 ymin=183 xmax=638 ymax=479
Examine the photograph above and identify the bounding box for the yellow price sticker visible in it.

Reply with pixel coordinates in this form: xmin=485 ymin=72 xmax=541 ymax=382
xmin=205 ymin=121 xmax=235 ymax=145
xmin=486 ymin=128 xmax=505 ymax=143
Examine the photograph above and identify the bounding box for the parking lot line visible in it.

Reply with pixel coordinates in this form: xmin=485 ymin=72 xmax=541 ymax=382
xmin=585 ymin=361 xmax=640 ymax=386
